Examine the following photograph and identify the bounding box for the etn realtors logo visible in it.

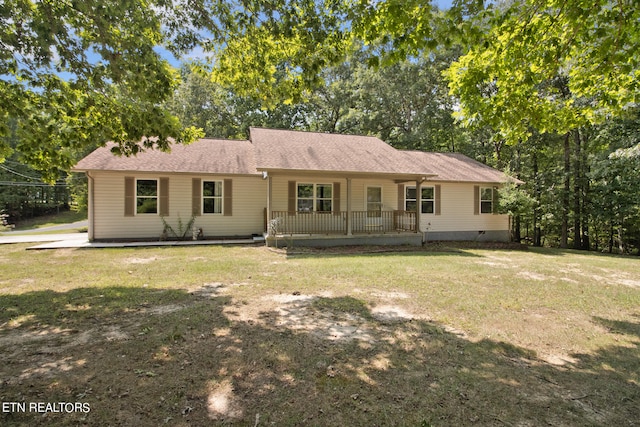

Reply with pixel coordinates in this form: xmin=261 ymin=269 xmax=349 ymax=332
xmin=2 ymin=401 xmax=91 ymax=414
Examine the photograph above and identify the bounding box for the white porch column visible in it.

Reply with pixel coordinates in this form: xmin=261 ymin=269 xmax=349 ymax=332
xmin=87 ymin=171 xmax=95 ymax=241
xmin=415 ymin=179 xmax=422 ymax=233
xmin=346 ymin=177 xmax=352 ymax=235
xmin=266 ymin=175 xmax=272 ymax=234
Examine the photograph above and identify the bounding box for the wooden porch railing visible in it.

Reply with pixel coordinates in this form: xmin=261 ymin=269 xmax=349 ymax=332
xmin=269 ymin=211 xmax=416 ymax=235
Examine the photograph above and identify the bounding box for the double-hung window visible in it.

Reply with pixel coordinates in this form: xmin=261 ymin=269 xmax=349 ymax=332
xmin=297 ymin=183 xmax=332 ymax=212
xmin=136 ymin=179 xmax=158 ymax=214
xmin=421 ymin=187 xmax=435 ymax=214
xmin=405 ymin=186 xmax=435 ymax=214
xmin=203 ymin=181 xmax=223 ymax=214
xmin=480 ymin=187 xmax=494 ymax=214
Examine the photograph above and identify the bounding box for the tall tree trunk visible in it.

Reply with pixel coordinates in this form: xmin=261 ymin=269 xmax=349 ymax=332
xmin=608 ymin=223 xmax=614 ymax=253
xmin=513 ymin=215 xmax=521 ymax=242
xmin=533 ymin=151 xmax=542 ymax=246
xmin=618 ymin=218 xmax=625 ymax=254
xmin=581 ymin=137 xmax=591 ymax=251
xmin=561 ymin=132 xmax=571 ymax=248
xmin=573 ymin=129 xmax=582 ymax=249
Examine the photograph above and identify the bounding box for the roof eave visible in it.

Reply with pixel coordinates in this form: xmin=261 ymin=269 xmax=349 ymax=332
xmin=71 ymin=168 xmax=261 ymax=177
xmin=257 ymin=167 xmax=437 ymax=180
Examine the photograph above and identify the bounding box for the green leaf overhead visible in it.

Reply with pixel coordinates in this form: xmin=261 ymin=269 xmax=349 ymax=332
xmin=1 ymin=0 xmax=202 ymax=181
xmin=446 ymin=0 xmax=640 ymax=142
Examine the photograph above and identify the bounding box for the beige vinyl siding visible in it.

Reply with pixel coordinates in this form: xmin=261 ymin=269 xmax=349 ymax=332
xmin=271 ymin=175 xmax=346 ymax=212
xmin=91 ymin=171 xmax=266 ymax=240
xmin=270 ymin=175 xmax=400 ymax=213
xmin=351 ymin=179 xmax=400 ymax=212
xmin=419 ymin=182 xmax=509 ymax=233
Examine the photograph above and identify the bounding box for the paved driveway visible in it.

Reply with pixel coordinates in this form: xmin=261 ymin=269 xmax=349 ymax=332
xmin=4 ymin=220 xmax=88 ymax=234
xmin=0 ymin=220 xmax=89 ymax=246
xmin=0 ymin=232 xmax=88 ymax=245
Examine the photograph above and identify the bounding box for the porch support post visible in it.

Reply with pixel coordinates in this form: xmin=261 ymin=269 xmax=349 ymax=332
xmin=415 ymin=179 xmax=422 ymax=233
xmin=86 ymin=171 xmax=95 ymax=241
xmin=266 ymin=175 xmax=272 ymax=234
xmin=346 ymin=177 xmax=352 ymax=235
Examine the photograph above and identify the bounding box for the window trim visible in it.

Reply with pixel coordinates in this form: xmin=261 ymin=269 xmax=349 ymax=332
xmin=296 ymin=182 xmax=333 ymax=213
xmin=202 ymin=180 xmax=223 ymax=215
xmin=135 ymin=178 xmax=159 ymax=215
xmin=405 ymin=185 xmax=436 ymax=214
xmin=480 ymin=186 xmax=494 ymax=214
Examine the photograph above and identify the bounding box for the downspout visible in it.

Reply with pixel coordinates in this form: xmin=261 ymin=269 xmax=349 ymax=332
xmin=86 ymin=171 xmax=95 ymax=241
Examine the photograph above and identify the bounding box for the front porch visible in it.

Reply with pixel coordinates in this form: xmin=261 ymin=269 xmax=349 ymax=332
xmin=266 ymin=210 xmax=421 ymax=247
xmin=263 ymin=172 xmax=430 ymax=247
xmin=269 ymin=210 xmax=417 ymax=235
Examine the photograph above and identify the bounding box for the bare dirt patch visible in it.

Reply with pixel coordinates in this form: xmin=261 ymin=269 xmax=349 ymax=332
xmin=517 ymin=271 xmax=548 ymax=281
xmin=122 ymin=256 xmax=164 ymax=265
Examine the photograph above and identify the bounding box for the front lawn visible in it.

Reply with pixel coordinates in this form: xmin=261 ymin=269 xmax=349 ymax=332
xmin=0 ymin=244 xmax=638 ymax=426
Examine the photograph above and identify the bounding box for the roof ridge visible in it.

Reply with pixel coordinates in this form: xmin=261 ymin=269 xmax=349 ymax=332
xmin=249 ymin=126 xmax=382 ymax=140
xmin=198 ymin=137 xmax=249 ymax=143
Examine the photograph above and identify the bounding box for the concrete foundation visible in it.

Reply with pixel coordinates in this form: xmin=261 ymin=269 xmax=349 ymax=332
xmin=266 ymin=233 xmax=423 ymax=248
xmin=423 ymin=230 xmax=510 ymax=242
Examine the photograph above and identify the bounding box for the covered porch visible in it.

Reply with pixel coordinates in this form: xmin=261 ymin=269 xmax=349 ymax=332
xmin=263 ymin=172 xmax=431 ymax=247
xmin=269 ymin=210 xmax=416 ymax=235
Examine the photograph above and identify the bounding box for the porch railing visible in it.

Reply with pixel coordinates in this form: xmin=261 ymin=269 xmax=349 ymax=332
xmin=269 ymin=211 xmax=416 ymax=235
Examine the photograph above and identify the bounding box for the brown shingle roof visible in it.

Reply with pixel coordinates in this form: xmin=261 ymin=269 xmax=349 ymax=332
xmin=408 ymin=151 xmax=519 ymax=183
xmin=250 ymin=127 xmax=431 ymax=177
xmin=73 ymin=139 xmax=258 ymax=175
xmin=72 ymin=129 xmax=518 ymax=184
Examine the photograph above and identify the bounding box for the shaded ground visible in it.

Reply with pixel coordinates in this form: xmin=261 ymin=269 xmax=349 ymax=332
xmin=1 ymin=282 xmax=638 ymax=426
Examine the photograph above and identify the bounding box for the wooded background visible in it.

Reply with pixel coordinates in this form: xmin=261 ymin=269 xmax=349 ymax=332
xmin=1 ymin=0 xmax=638 ymax=253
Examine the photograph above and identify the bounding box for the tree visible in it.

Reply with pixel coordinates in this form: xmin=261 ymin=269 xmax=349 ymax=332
xmin=1 ymin=0 xmax=203 ymax=181
xmin=589 ymin=115 xmax=640 ymax=254
xmin=445 ymin=0 xmax=638 ymax=141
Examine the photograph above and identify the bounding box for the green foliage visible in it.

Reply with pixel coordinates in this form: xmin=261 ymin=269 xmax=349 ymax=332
xmin=1 ymin=0 xmax=203 ymax=181
xmin=497 ymin=179 xmax=535 ymax=218
xmin=161 ymin=214 xmax=196 ymax=241
xmin=590 ymin=138 xmax=640 ymax=253
xmin=207 ymin=0 xmax=351 ymax=107
xmin=446 ymin=0 xmax=639 ymax=143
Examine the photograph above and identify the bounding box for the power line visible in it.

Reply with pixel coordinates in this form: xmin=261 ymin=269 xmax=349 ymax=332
xmin=0 ymin=164 xmax=42 ymax=180
xmin=0 ymin=165 xmax=67 ymax=186
xmin=0 ymin=181 xmax=69 ymax=187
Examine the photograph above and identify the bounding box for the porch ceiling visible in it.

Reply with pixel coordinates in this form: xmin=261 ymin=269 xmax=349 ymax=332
xmin=257 ymin=167 xmax=435 ymax=183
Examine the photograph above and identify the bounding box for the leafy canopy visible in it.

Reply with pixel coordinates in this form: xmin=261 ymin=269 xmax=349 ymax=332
xmin=445 ymin=0 xmax=640 ymax=142
xmin=1 ymin=0 xmax=203 ymax=181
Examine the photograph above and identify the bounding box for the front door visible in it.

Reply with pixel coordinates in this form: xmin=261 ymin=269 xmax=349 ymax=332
xmin=366 ymin=186 xmax=382 ymax=217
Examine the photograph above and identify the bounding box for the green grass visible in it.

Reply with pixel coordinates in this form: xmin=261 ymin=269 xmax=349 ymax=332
xmin=0 ymin=244 xmax=638 ymax=426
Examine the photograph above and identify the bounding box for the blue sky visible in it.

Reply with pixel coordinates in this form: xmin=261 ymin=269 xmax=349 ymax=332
xmin=434 ymin=0 xmax=454 ymax=8
xmin=164 ymin=0 xmax=458 ymax=67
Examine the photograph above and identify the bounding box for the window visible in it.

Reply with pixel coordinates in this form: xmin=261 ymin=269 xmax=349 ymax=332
xmin=136 ymin=179 xmax=158 ymax=214
xmin=421 ymin=187 xmax=435 ymax=214
xmin=405 ymin=187 xmax=417 ymax=212
xmin=297 ymin=183 xmax=332 ymax=212
xmin=203 ymin=181 xmax=223 ymax=214
xmin=406 ymin=186 xmax=435 ymax=214
xmin=367 ymin=186 xmax=382 ymax=217
xmin=480 ymin=187 xmax=494 ymax=214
